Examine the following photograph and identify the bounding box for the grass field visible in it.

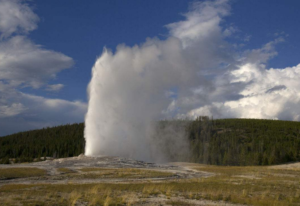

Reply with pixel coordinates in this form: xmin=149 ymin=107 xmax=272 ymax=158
xmin=190 ymin=165 xmax=300 ymax=205
xmin=77 ymin=168 xmax=175 ymax=179
xmin=0 ymin=167 xmax=46 ymax=180
xmin=1 ymin=164 xmax=300 ymax=205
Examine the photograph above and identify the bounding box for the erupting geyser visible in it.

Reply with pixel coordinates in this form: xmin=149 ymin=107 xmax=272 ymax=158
xmin=84 ymin=0 xmax=230 ymax=161
xmin=84 ymin=0 xmax=300 ymax=161
xmin=83 ymin=40 xmax=196 ymax=161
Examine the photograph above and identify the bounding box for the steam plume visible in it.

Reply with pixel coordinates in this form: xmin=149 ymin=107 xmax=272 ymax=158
xmin=84 ymin=0 xmax=300 ymax=161
xmin=84 ymin=0 xmax=230 ymax=161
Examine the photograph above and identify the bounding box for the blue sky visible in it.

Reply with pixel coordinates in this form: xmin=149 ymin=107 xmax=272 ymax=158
xmin=1 ymin=0 xmax=300 ymax=136
xmin=27 ymin=0 xmax=300 ymax=101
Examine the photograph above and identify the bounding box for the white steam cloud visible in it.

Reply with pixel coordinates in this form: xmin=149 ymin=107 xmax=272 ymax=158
xmin=84 ymin=0 xmax=300 ymax=161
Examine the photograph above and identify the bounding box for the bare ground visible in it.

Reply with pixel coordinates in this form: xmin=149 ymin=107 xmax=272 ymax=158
xmin=0 ymin=155 xmax=246 ymax=206
xmin=0 ymin=155 xmax=212 ymax=186
xmin=1 ymin=156 xmax=300 ymax=205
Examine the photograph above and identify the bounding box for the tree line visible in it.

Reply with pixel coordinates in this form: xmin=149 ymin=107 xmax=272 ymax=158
xmin=188 ymin=117 xmax=300 ymax=165
xmin=1 ymin=118 xmax=300 ymax=165
xmin=0 ymin=123 xmax=84 ymax=164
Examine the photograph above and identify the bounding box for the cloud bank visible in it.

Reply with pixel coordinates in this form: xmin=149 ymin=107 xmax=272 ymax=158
xmin=85 ymin=0 xmax=300 ymax=161
xmin=0 ymin=0 xmax=86 ymax=136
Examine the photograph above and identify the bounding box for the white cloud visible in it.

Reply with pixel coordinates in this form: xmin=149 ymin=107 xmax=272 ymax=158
xmin=166 ymin=0 xmax=230 ymax=47
xmin=243 ymin=34 xmax=251 ymax=42
xmin=0 ymin=92 xmax=87 ymax=136
xmin=188 ymin=61 xmax=300 ymax=121
xmin=0 ymin=0 xmax=84 ymax=136
xmin=223 ymin=25 xmax=237 ymax=37
xmin=46 ymin=84 xmax=64 ymax=92
xmin=0 ymin=36 xmax=74 ymax=88
xmin=21 ymin=93 xmax=87 ymax=119
xmin=0 ymin=0 xmax=39 ymax=39
xmin=0 ymin=103 xmax=26 ymax=118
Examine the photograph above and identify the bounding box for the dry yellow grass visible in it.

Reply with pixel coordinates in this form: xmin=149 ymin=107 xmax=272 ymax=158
xmin=1 ymin=164 xmax=300 ymax=205
xmin=79 ymin=167 xmax=113 ymax=172
xmin=188 ymin=165 xmax=300 ymax=205
xmin=76 ymin=167 xmax=174 ymax=179
xmin=0 ymin=167 xmax=46 ymax=179
xmin=68 ymin=190 xmax=81 ymax=206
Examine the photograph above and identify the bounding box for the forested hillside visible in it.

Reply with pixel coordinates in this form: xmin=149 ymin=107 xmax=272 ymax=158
xmin=0 ymin=123 xmax=84 ymax=164
xmin=1 ymin=118 xmax=300 ymax=165
xmin=189 ymin=117 xmax=300 ymax=166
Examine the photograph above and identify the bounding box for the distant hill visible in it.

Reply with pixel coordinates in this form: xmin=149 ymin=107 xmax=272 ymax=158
xmin=188 ymin=117 xmax=300 ymax=166
xmin=1 ymin=118 xmax=300 ymax=166
xmin=0 ymin=123 xmax=84 ymax=164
